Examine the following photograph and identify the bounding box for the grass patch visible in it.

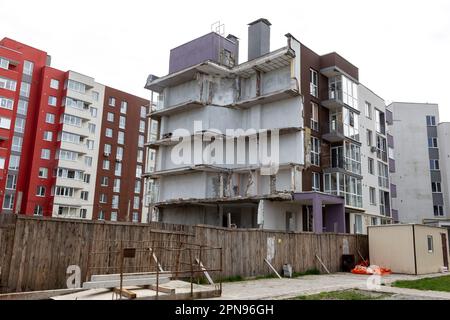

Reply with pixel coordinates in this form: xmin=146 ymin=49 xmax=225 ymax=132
xmin=220 ymin=275 xmax=245 ymax=283
xmin=292 ymin=269 xmax=320 ymax=278
xmin=392 ymin=275 xmax=450 ymax=292
xmin=292 ymin=289 xmax=392 ymax=300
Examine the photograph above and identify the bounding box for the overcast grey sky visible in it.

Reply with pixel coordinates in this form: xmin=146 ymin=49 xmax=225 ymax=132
xmin=1 ymin=0 xmax=449 ymax=120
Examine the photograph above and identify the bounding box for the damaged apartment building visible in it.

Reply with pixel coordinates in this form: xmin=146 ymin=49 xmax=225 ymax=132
xmin=143 ymin=19 xmax=395 ymax=234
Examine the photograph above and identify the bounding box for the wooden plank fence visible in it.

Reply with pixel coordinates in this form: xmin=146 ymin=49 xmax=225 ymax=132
xmin=0 ymin=215 xmax=368 ymax=293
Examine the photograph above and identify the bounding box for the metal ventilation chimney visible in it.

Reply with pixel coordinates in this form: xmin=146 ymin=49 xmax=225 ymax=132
xmin=248 ymin=18 xmax=271 ymax=61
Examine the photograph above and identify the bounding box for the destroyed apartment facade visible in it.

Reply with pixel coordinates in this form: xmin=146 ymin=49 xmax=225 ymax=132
xmin=143 ymin=19 xmax=395 ymax=234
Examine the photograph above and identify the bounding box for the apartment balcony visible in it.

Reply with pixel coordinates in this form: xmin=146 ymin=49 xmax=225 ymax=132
xmin=56 ymin=177 xmax=85 ymax=190
xmin=60 ymin=141 xmax=87 ymax=155
xmin=231 ymin=80 xmax=300 ymax=110
xmin=64 ymin=104 xmax=92 ymax=121
xmin=62 ymin=124 xmax=90 ymax=138
xmin=53 ymin=196 xmax=83 ymax=208
xmin=322 ymin=120 xmax=345 ymax=143
xmin=66 ymin=88 xmax=93 ymax=106
xmin=322 ymin=154 xmax=362 ymax=179
xmin=149 ymin=100 xmax=205 ymax=120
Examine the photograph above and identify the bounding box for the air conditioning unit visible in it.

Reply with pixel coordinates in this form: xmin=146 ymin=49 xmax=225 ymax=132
xmin=162 ymin=132 xmax=173 ymax=139
xmin=370 ymin=146 xmax=377 ymax=153
xmin=104 ymin=152 xmax=110 ymax=157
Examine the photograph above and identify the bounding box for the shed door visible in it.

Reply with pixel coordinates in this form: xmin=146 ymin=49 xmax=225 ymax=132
xmin=442 ymin=233 xmax=449 ymax=268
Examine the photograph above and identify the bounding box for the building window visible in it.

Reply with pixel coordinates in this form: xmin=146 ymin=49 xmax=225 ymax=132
xmin=431 ymin=182 xmax=442 ymax=193
xmin=20 ymin=82 xmax=31 ymax=98
xmin=120 ymin=101 xmax=127 ymax=114
xmin=105 ymin=128 xmax=113 ymax=138
xmin=0 ymin=76 xmax=17 ymax=91
xmin=57 ymin=149 xmax=78 ymax=161
xmin=108 ymin=97 xmax=116 ymax=107
xmin=133 ymin=196 xmax=140 ymax=210
xmin=309 ymin=69 xmax=318 ymax=97
xmin=92 ymin=91 xmax=99 ymax=101
xmin=43 ymin=130 xmax=53 ymax=141
xmin=427 ymin=235 xmax=434 ymax=252
xmin=80 ymin=191 xmax=89 ymax=201
xmin=137 ymin=149 xmax=143 ymax=163
xmin=85 ymin=156 xmax=93 ymax=167
xmin=310 ymin=102 xmax=319 ymax=131
xmin=116 ymin=147 xmax=123 ymax=161
xmin=83 ymin=175 xmax=90 ymax=185
xmin=67 ymin=80 xmax=86 ymax=93
xmin=112 ymin=195 xmax=119 ymax=209
xmin=0 ymin=57 xmax=9 ymax=70
xmin=378 ymin=162 xmax=389 ymax=189
xmin=23 ymin=60 xmax=34 ymax=76
xmin=90 ymin=107 xmax=98 ymax=118
xmin=115 ymin=162 xmax=122 ymax=176
xmin=39 ymin=167 xmax=48 ymax=179
xmin=118 ymin=131 xmax=125 ymax=145
xmin=98 ymin=210 xmax=105 ymax=220
xmin=8 ymin=155 xmax=20 ymax=170
xmin=428 ymin=137 xmax=438 ymax=148
xmin=365 ymin=102 xmax=372 ymax=119
xmin=14 ymin=117 xmax=25 ymax=134
xmin=366 ymin=129 xmax=373 ymax=147
xmin=45 ymin=113 xmax=55 ymax=124
xmin=369 ymin=187 xmax=377 ymax=205
xmin=312 ymin=172 xmax=320 ymax=192
xmin=0 ymin=157 xmax=4 ymax=169
xmin=376 ymin=135 xmax=387 ymax=162
xmin=101 ymin=176 xmax=109 ymax=186
xmin=50 ymin=79 xmax=59 ymax=89
xmin=132 ymin=212 xmax=139 ymax=223
xmin=0 ymin=96 xmax=14 ymax=110
xmin=34 ymin=205 xmax=43 ymax=216
xmin=88 ymin=123 xmax=96 ymax=134
xmin=99 ymin=194 xmax=107 ymax=204
xmin=371 ymin=217 xmax=379 ymax=226
xmin=6 ymin=174 xmax=17 ymax=190
xmin=426 ymin=115 xmax=436 ymax=126
xmin=36 ymin=186 xmax=46 ymax=197
xmin=113 ymin=179 xmax=121 ymax=193
xmin=55 ymin=186 xmax=75 ymax=197
xmin=136 ymin=165 xmax=142 ymax=178
xmin=375 ymin=109 xmax=386 ymax=134
xmin=111 ymin=211 xmax=118 ymax=222
xmin=119 ymin=116 xmax=126 ymax=129
xmin=354 ymin=215 xmax=363 ymax=234
xmin=104 ymin=144 xmax=112 ymax=155
xmin=87 ymin=139 xmax=94 ymax=150
xmin=48 ymin=96 xmax=57 ymax=106
xmin=12 ymin=136 xmax=23 ymax=152
xmin=107 ymin=112 xmax=114 ymax=122
xmin=61 ymin=131 xmax=82 ymax=144
xmin=80 ymin=209 xmax=87 ymax=219
xmin=430 ymin=159 xmax=440 ymax=171
xmin=310 ymin=137 xmax=320 ymax=166
xmin=103 ymin=160 xmax=110 ymax=170
xmin=138 ymin=135 xmax=145 ymax=148
xmin=135 ymin=180 xmax=141 ymax=194
xmin=2 ymin=194 xmax=14 ymax=210
xmin=434 ymin=205 xmax=444 ymax=217
xmin=140 ymin=106 xmax=147 ymax=118
xmin=41 ymin=149 xmax=51 ymax=160
xmin=0 ymin=116 xmax=11 ymax=129
xmin=17 ymin=100 xmax=28 ymax=115
xmin=139 ymin=120 xmax=146 ymax=133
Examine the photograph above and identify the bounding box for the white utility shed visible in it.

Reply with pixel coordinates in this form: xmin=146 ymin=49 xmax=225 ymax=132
xmin=368 ymin=224 xmax=449 ymax=275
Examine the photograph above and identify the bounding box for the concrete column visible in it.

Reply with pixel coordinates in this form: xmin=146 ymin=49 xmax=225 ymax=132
xmin=312 ymin=195 xmax=323 ymax=233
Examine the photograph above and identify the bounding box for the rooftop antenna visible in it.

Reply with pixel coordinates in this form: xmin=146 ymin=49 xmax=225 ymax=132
xmin=211 ymin=21 xmax=225 ymax=36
